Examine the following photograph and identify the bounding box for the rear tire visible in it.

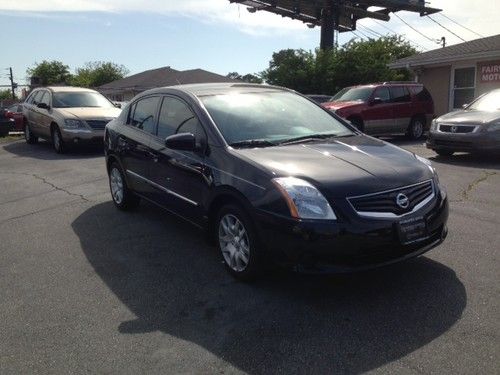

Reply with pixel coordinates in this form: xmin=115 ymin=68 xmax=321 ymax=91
xmin=24 ymin=122 xmax=38 ymax=144
xmin=109 ymin=162 xmax=140 ymax=210
xmin=407 ymin=117 xmax=425 ymax=140
xmin=51 ymin=126 xmax=65 ymax=154
xmin=435 ymin=149 xmax=454 ymax=157
xmin=215 ymin=204 xmax=263 ymax=281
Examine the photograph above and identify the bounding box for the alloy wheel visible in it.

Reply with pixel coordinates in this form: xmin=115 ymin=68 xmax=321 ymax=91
xmin=412 ymin=120 xmax=424 ymax=139
xmin=219 ymin=214 xmax=250 ymax=272
xmin=110 ymin=167 xmax=124 ymax=204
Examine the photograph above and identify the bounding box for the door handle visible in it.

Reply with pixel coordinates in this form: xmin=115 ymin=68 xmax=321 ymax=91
xmin=147 ymin=151 xmax=159 ymax=163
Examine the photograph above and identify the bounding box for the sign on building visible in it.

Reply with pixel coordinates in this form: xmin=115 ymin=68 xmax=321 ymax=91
xmin=479 ymin=62 xmax=500 ymax=83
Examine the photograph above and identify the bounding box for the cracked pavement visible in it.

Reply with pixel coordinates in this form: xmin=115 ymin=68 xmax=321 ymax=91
xmin=0 ymin=138 xmax=498 ymax=374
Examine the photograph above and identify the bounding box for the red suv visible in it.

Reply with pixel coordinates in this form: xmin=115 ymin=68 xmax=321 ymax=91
xmin=322 ymin=82 xmax=434 ymax=139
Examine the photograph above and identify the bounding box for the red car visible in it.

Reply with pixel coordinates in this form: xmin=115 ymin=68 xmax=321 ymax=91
xmin=3 ymin=103 xmax=24 ymax=131
xmin=322 ymin=82 xmax=434 ymax=139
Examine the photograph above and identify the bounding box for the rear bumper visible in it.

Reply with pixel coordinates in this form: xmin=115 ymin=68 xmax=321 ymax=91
xmin=427 ymin=130 xmax=500 ymax=152
xmin=253 ymin=194 xmax=449 ymax=273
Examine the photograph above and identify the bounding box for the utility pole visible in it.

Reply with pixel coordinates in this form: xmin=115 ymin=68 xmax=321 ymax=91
xmin=8 ymin=67 xmax=15 ymax=99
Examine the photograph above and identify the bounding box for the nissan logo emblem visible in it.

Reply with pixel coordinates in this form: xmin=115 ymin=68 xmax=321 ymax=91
xmin=451 ymin=125 xmax=458 ymax=133
xmin=396 ymin=193 xmax=410 ymax=209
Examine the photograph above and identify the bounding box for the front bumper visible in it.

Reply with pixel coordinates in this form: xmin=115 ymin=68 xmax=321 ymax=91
xmin=60 ymin=128 xmax=104 ymax=145
xmin=427 ymin=129 xmax=500 ymax=152
xmin=254 ymin=193 xmax=449 ymax=272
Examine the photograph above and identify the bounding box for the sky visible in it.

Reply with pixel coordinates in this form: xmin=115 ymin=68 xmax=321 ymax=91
xmin=0 ymin=0 xmax=498 ymax=90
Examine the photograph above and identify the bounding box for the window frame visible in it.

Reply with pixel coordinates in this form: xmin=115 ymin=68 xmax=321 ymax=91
xmin=125 ymin=94 xmax=162 ymax=136
xmin=373 ymin=86 xmax=391 ymax=103
xmin=449 ymin=64 xmax=476 ymax=110
xmin=154 ymin=94 xmax=207 ymax=146
xmin=389 ymin=86 xmax=411 ymax=103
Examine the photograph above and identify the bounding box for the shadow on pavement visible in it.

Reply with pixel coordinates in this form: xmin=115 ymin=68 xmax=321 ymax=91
xmin=2 ymin=139 xmax=104 ymax=160
xmin=72 ymin=201 xmax=466 ymax=374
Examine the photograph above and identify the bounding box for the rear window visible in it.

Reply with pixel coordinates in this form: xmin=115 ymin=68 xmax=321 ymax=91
xmin=410 ymin=86 xmax=433 ymax=102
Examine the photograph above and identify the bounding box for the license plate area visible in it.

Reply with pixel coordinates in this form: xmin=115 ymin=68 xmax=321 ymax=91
xmin=398 ymin=217 xmax=427 ymax=244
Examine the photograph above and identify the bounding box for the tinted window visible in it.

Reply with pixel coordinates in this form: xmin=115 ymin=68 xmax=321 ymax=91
xmin=374 ymin=87 xmax=391 ymax=102
xmin=410 ymin=86 xmax=433 ymax=102
xmin=157 ymin=97 xmax=201 ymax=140
xmin=390 ymin=86 xmax=411 ymax=102
xmin=129 ymin=96 xmax=160 ymax=134
xmin=333 ymin=87 xmax=373 ymax=102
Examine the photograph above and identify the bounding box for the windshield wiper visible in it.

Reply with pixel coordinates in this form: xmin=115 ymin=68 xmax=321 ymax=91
xmin=229 ymin=139 xmax=277 ymax=148
xmin=277 ymin=133 xmax=339 ymax=145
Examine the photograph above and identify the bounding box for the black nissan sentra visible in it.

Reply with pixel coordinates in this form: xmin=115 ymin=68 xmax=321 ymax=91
xmin=104 ymin=83 xmax=449 ymax=280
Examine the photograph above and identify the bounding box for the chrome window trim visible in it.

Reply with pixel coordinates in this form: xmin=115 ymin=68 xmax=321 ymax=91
xmin=347 ymin=179 xmax=435 ymax=219
xmin=126 ymin=169 xmax=198 ymax=206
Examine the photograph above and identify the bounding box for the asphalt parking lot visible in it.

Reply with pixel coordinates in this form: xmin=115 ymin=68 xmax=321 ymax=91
xmin=0 ymin=137 xmax=498 ymax=374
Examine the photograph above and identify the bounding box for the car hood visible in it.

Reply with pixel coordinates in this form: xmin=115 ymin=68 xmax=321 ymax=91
xmin=437 ymin=109 xmax=500 ymax=124
xmin=233 ymin=135 xmax=433 ymax=198
xmin=322 ymin=101 xmax=363 ymax=110
xmin=56 ymin=107 xmax=121 ymax=120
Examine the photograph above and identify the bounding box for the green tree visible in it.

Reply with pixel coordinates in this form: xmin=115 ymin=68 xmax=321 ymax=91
xmin=226 ymin=72 xmax=263 ymax=84
xmin=0 ymin=89 xmax=15 ymax=100
xmin=261 ymin=35 xmax=418 ymax=95
xmin=27 ymin=60 xmax=72 ymax=86
xmin=72 ymin=61 xmax=129 ymax=88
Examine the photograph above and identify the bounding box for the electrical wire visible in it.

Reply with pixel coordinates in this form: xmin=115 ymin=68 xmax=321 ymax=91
xmin=358 ymin=24 xmax=383 ymax=38
xmin=355 ymin=28 xmax=372 ymax=39
xmin=350 ymin=30 xmax=365 ymax=40
xmin=426 ymin=15 xmax=466 ymax=42
xmin=369 ymin=20 xmax=428 ymax=51
xmin=392 ymin=12 xmax=440 ymax=45
xmin=437 ymin=13 xmax=483 ymax=38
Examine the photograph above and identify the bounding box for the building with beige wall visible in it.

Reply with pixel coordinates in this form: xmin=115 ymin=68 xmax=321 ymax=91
xmin=389 ymin=34 xmax=500 ymax=116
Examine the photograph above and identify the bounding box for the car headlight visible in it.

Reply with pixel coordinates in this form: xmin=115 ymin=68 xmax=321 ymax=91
xmin=272 ymin=177 xmax=336 ymax=220
xmin=64 ymin=119 xmax=85 ymax=129
xmin=431 ymin=119 xmax=439 ymax=131
xmin=415 ymin=154 xmax=435 ymax=173
xmin=486 ymin=122 xmax=500 ymax=132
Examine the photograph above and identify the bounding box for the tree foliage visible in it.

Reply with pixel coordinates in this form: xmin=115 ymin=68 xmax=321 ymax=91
xmin=227 ymin=72 xmax=263 ymax=84
xmin=71 ymin=61 xmax=129 ymax=88
xmin=261 ymin=35 xmax=418 ymax=95
xmin=0 ymin=89 xmax=15 ymax=100
xmin=26 ymin=60 xmax=72 ymax=86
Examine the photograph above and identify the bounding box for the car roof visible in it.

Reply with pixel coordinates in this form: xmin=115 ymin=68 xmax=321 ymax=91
xmin=141 ymin=83 xmax=291 ymax=97
xmin=42 ymin=86 xmax=98 ymax=93
xmin=345 ymin=82 xmax=423 ymax=90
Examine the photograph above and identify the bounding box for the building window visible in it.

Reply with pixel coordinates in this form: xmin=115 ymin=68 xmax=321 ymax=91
xmin=453 ymin=67 xmax=475 ymax=109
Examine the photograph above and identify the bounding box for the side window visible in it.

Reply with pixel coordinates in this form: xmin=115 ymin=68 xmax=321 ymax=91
xmin=128 ymin=96 xmax=160 ymax=134
xmin=390 ymin=86 xmax=411 ymax=102
xmin=39 ymin=91 xmax=51 ymax=106
xmin=31 ymin=91 xmax=43 ymax=105
xmin=411 ymin=86 xmax=433 ymax=102
xmin=374 ymin=87 xmax=391 ymax=102
xmin=157 ymin=97 xmax=204 ymax=141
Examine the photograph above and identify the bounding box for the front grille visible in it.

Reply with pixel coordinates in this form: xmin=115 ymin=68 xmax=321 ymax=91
xmin=439 ymin=124 xmax=476 ymax=133
xmin=348 ymin=180 xmax=434 ymax=217
xmin=86 ymin=120 xmax=109 ymax=130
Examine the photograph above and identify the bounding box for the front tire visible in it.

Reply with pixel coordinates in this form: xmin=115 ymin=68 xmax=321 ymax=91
xmin=407 ymin=117 xmax=425 ymax=140
xmin=51 ymin=126 xmax=65 ymax=154
xmin=109 ymin=162 xmax=140 ymax=210
xmin=216 ymin=204 xmax=263 ymax=281
xmin=24 ymin=122 xmax=38 ymax=144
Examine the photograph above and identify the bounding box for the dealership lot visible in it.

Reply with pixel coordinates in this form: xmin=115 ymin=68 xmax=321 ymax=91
xmin=0 ymin=139 xmax=498 ymax=374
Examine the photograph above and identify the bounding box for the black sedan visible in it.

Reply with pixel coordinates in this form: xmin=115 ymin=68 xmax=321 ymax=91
xmin=104 ymin=83 xmax=449 ymax=280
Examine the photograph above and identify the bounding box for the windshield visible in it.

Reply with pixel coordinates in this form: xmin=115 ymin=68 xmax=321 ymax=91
xmin=52 ymin=92 xmax=116 ymax=108
xmin=201 ymin=91 xmax=353 ymax=145
xmin=332 ymin=87 xmax=373 ymax=102
xmin=467 ymin=90 xmax=500 ymax=111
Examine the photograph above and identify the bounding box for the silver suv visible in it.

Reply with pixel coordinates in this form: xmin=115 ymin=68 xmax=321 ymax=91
xmin=23 ymin=86 xmax=121 ymax=153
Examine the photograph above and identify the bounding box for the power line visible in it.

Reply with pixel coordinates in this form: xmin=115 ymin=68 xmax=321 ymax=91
xmin=350 ymin=30 xmax=365 ymax=40
xmin=370 ymin=20 xmax=428 ymax=51
xmin=437 ymin=13 xmax=483 ymax=38
xmin=426 ymin=15 xmax=466 ymax=42
xmin=355 ymin=28 xmax=372 ymax=39
xmin=358 ymin=24 xmax=383 ymax=38
xmin=392 ymin=12 xmax=440 ymax=45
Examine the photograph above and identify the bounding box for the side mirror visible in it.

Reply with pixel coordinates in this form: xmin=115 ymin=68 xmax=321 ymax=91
xmin=114 ymin=103 xmax=122 ymax=108
xmin=462 ymin=103 xmax=468 ymax=109
xmin=37 ymin=102 xmax=50 ymax=110
xmin=165 ymin=132 xmax=196 ymax=151
xmin=370 ymin=98 xmax=383 ymax=106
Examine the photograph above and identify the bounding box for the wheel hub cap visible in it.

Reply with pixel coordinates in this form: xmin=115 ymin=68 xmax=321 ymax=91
xmin=219 ymin=214 xmax=250 ymax=272
xmin=110 ymin=168 xmax=124 ymax=204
